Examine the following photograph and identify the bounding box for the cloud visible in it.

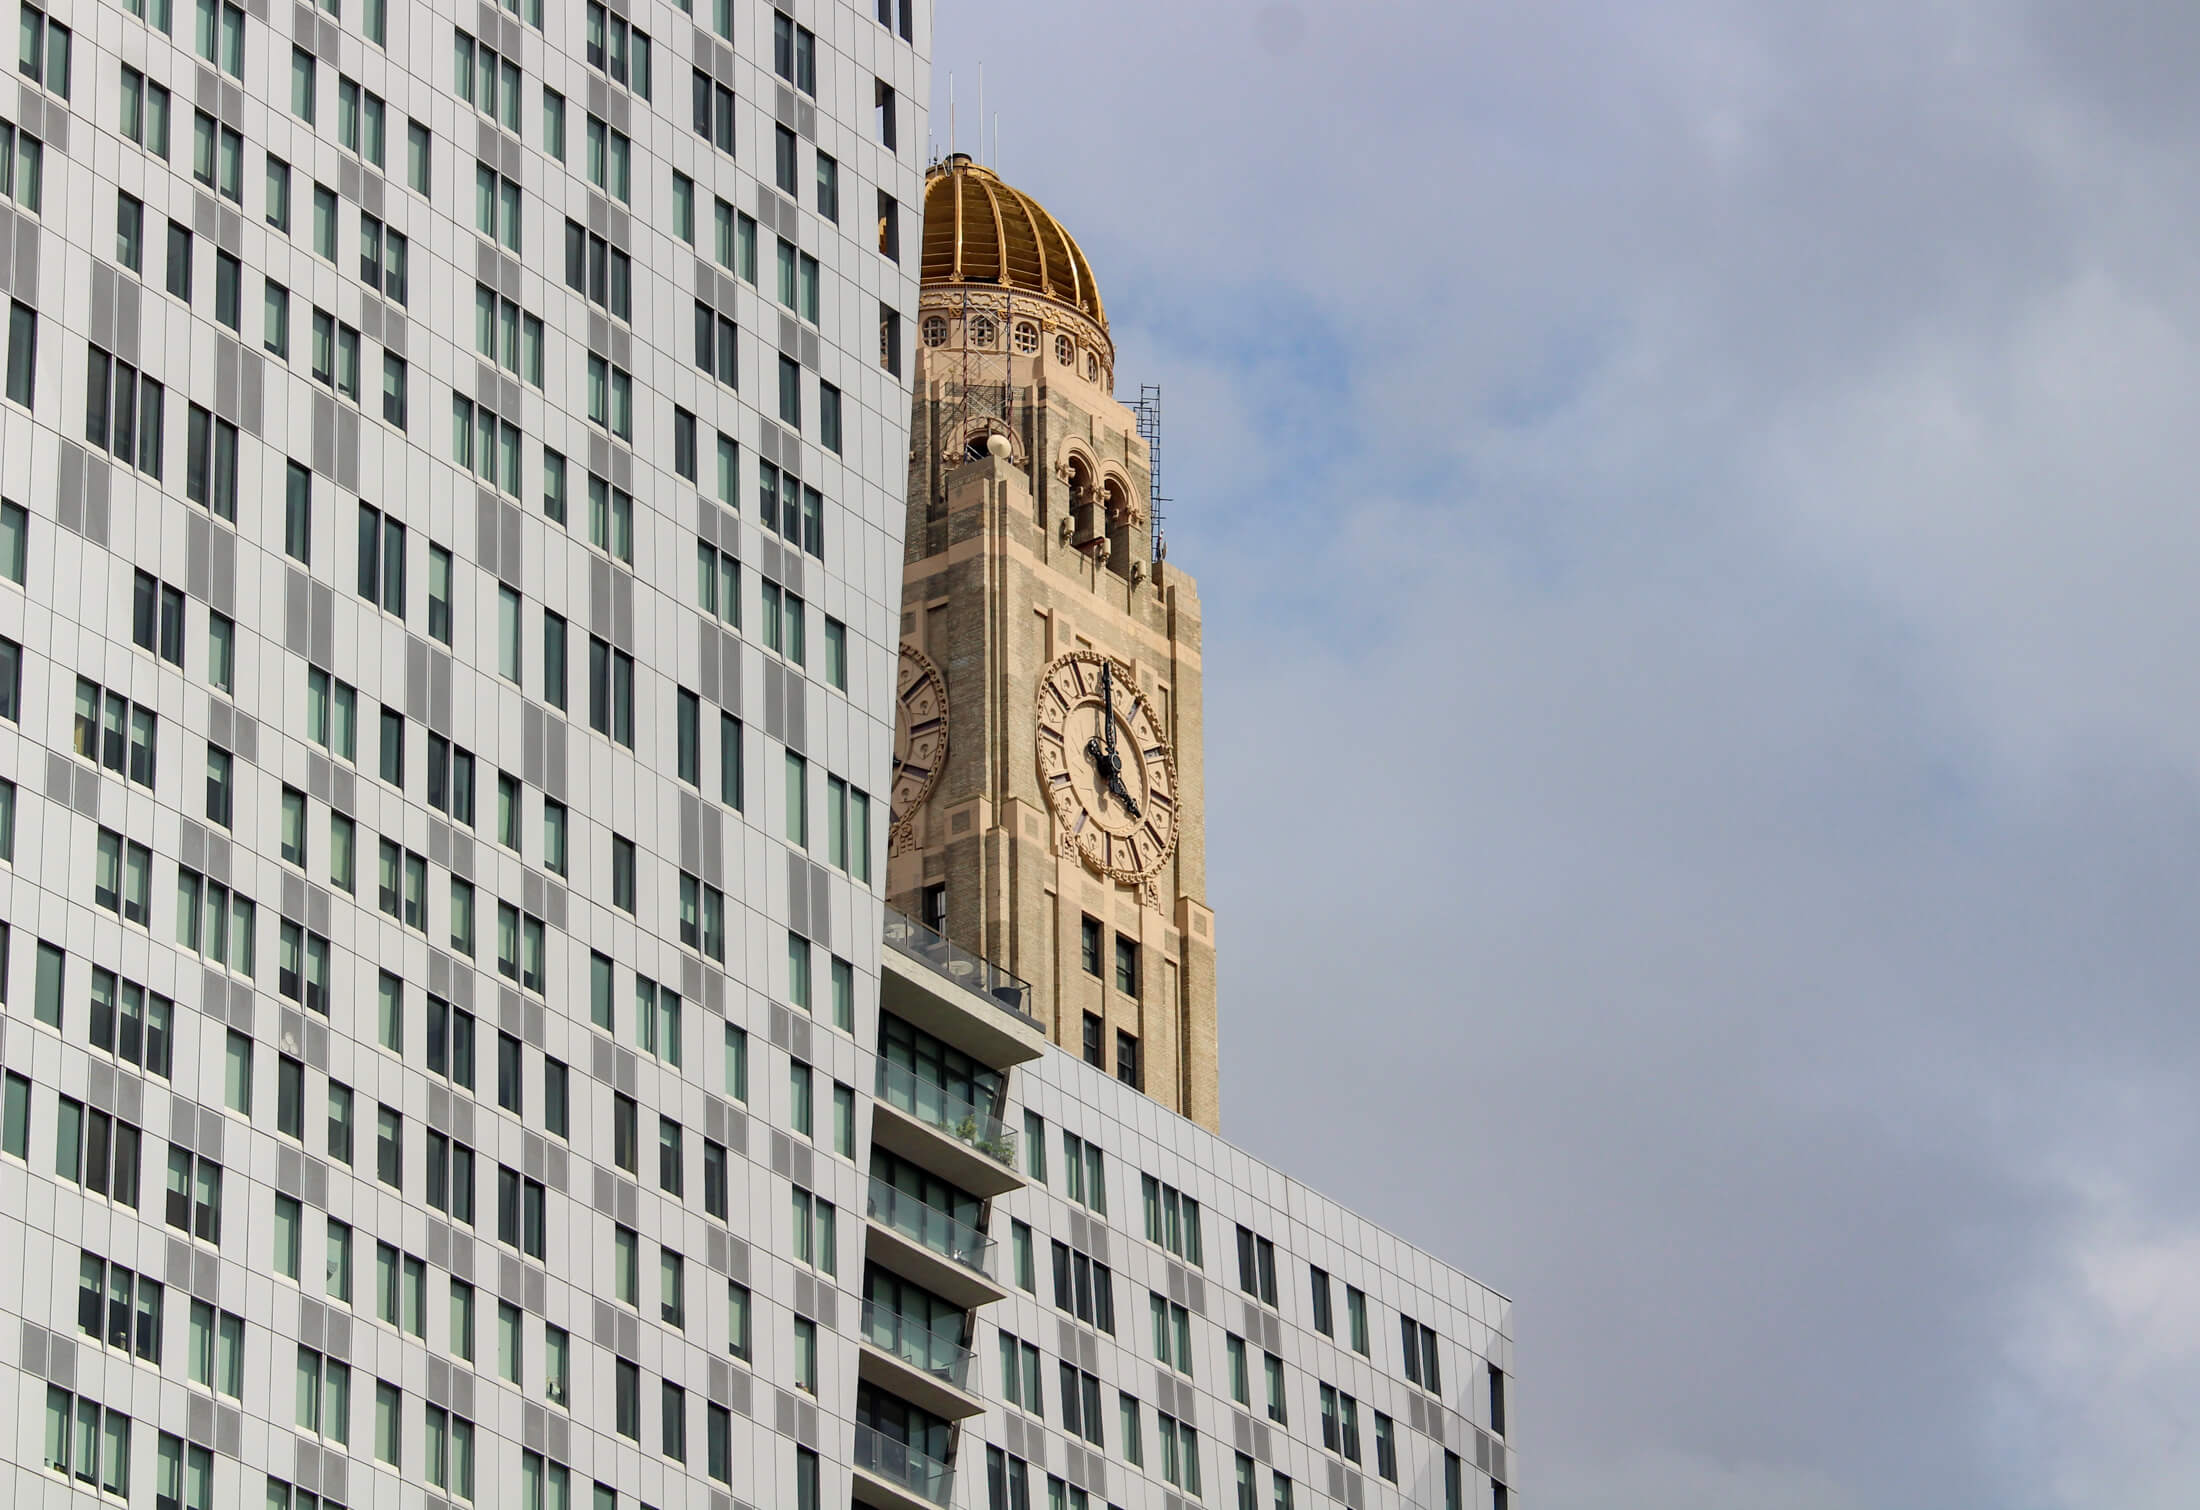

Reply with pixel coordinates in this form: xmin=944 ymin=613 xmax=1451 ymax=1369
xmin=933 ymin=2 xmax=2200 ymax=1505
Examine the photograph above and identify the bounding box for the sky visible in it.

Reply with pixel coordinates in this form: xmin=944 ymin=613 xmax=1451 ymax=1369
xmin=929 ymin=2 xmax=2200 ymax=1507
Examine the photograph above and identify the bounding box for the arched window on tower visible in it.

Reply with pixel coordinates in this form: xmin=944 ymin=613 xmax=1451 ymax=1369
xmin=1103 ymin=479 xmax=1135 ymax=577
xmin=1066 ymin=457 xmax=1098 ymax=547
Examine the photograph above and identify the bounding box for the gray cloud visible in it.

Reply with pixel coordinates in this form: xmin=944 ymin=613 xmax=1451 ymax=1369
xmin=932 ymin=2 xmax=2200 ymax=1505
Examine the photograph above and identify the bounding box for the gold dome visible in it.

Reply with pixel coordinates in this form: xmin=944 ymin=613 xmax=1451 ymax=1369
xmin=921 ymin=155 xmax=1106 ymax=330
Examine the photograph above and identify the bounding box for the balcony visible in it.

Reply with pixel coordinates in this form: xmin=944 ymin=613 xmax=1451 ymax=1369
xmin=881 ymin=910 xmax=1047 ymax=1069
xmin=851 ymin=1424 xmax=956 ymax=1510
xmin=862 ymin=1176 xmax=1006 ymax=1309
xmin=856 ymin=1300 xmax=984 ymax=1421
xmin=871 ymin=1060 xmax=1024 ymax=1199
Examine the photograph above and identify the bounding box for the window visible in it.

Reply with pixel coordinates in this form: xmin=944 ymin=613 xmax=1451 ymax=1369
xmin=564 ymin=220 xmax=634 ymax=319
xmin=587 ymin=353 xmax=634 ymax=438
xmin=295 ymin=1347 xmax=351 ymax=1443
xmin=275 ymin=922 xmax=331 ymax=1013
xmin=1292 ymin=1268 xmax=1327 ymax=1342
xmin=1082 ymin=1011 xmax=1104 ymax=1068
xmin=272 ymin=1193 xmax=303 ymax=1276
xmin=999 ymin=1332 xmax=1042 ymax=1416
xmin=638 ymin=981 xmax=677 ymax=1065
xmin=121 ymin=68 xmax=172 ymax=157
xmin=451 ymin=394 xmax=522 ymax=495
xmin=693 ymin=300 xmax=738 ymax=387
xmin=312 ymin=182 xmax=338 ymax=259
xmin=587 ymin=473 xmax=634 ymax=562
xmin=831 ymin=956 xmax=855 ymax=1032
xmin=545 ymin=1058 xmax=570 ymax=1137
xmin=77 ymin=1251 xmax=163 ymax=1362
xmin=408 ymin=120 xmax=432 ymax=194
xmin=691 ymin=69 xmax=735 ymax=152
xmin=541 ymin=87 xmax=566 ymax=158
xmin=376 ymin=1104 xmax=402 ymax=1188
xmin=823 ymin=618 xmax=847 ymax=690
xmin=290 ymin=43 xmax=317 ymax=120
xmin=1051 ymin=1241 xmax=1117 ymax=1332
xmin=679 ymin=873 xmax=726 ymax=961
xmin=1489 ymin=1363 xmax=1508 ymax=1436
xmin=1142 ymin=1176 xmax=1205 ymax=1265
xmin=84 ymin=346 xmax=165 ymax=477
xmin=697 ymin=540 xmax=740 ymax=626
xmin=475 ymin=162 xmax=522 ymax=251
xmin=545 ymin=1327 xmax=570 ymax=1405
xmin=454 ymin=30 xmax=521 ymax=130
xmin=376 ymin=1382 xmax=404 ymax=1464
xmin=427 ymin=996 xmax=478 ymax=1090
xmin=1060 ymin=1363 xmax=1105 ymax=1446
xmin=1265 ymin=1351 xmax=1288 ymax=1424
xmin=1348 ymin=1284 xmax=1371 ymax=1353
xmin=187 ymin=1301 xmax=244 ymax=1397
xmin=41 ymin=1386 xmax=128 ymax=1494
xmin=773 ymin=13 xmax=816 ymax=92
xmin=475 ymin=284 xmax=545 ymax=384
xmin=498 ymin=1166 xmax=547 ymax=1258
xmin=376 ymin=1243 xmax=427 ymax=1335
xmin=613 ymin=1093 xmax=639 ymax=1173
xmin=448 ymin=1278 xmax=477 ymax=1361
xmin=774 ymin=124 xmax=798 ymax=194
xmin=714 ymin=200 xmax=760 ymax=280
xmin=5 ymin=299 xmax=34 ymax=408
xmin=589 ymin=637 xmax=635 ymax=746
xmin=1012 ymin=1221 xmax=1036 ymax=1291
xmin=1157 ymin=1413 xmax=1202 ymax=1496
xmin=989 ymin=1448 xmax=1034 ymax=1510
xmin=1062 ymin=1131 xmax=1108 ymax=1214
xmin=328 ymin=1082 xmax=354 ymax=1163
xmin=661 ymin=1248 xmax=687 ymax=1327
xmin=1237 ymin=1225 xmax=1279 ymax=1305
xmin=1319 ymin=1384 xmax=1362 ymax=1462
xmin=672 ymin=170 xmax=696 ymax=243
xmin=360 ymin=216 xmax=409 ymax=303
xmin=1402 ymin=1315 xmax=1444 ymax=1395
xmin=820 ymin=382 xmax=843 ymax=453
xmin=163 ymin=1147 xmax=222 ymax=1242
xmin=786 ymin=931 xmax=812 ymax=1010
xmin=543 ymin=608 xmax=569 ymax=707
xmin=93 ymin=829 xmax=152 ymax=923
xmin=874 ymin=78 xmax=897 ymax=148
xmin=815 ymin=150 xmax=841 ymax=223
xmin=880 ymin=302 xmax=903 ymax=375
xmin=724 ymin=1023 xmax=749 ymax=1101
xmin=185 ymin=406 xmax=240 ymax=518
xmin=1149 ymin=1291 xmax=1194 ymax=1374
xmin=20 ymin=5 xmax=70 ymax=97
xmin=761 ymin=582 xmax=806 ymax=664
xmin=720 ymin=711 xmax=747 ymax=809
xmin=585 ymin=114 xmax=632 ymax=201
xmin=85 ymin=970 xmax=173 ymax=1078
xmin=336 ymin=76 xmax=387 ymax=167
xmin=657 ymin=1116 xmax=685 ymax=1192
xmin=790 ymin=1186 xmax=836 ymax=1275
xmin=1 ymin=1070 xmax=28 ymax=1158
xmin=195 ymin=0 xmax=242 ymax=75
xmin=723 ymin=1277 xmax=755 ymax=1361
xmin=424 ymin=1405 xmax=476 ymax=1500
xmin=176 ymin=869 xmax=256 ymax=975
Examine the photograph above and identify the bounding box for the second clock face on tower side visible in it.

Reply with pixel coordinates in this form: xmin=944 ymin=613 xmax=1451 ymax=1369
xmin=1034 ymin=649 xmax=1179 ymax=884
xmin=892 ymin=644 xmax=949 ymax=834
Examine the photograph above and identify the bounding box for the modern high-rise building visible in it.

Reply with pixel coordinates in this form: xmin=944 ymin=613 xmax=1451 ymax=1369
xmin=0 ymin=5 xmax=1514 ymax=1510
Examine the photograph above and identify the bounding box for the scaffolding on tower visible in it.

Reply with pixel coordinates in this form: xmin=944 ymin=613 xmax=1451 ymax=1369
xmin=1127 ymin=384 xmax=1169 ymax=562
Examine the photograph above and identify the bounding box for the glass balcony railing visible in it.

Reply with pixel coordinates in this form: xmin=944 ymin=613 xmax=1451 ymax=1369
xmin=883 ymin=910 xmax=1039 ymax=1027
xmin=854 ymin=1424 xmax=955 ymax=1506
xmin=866 ymin=1176 xmax=994 ymax=1277
xmin=875 ymin=1060 xmax=1018 ymax=1167
xmin=860 ymin=1300 xmax=975 ymax=1390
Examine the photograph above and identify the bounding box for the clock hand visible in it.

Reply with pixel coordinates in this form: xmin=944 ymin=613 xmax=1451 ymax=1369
xmin=1101 ymin=662 xmax=1119 ymax=761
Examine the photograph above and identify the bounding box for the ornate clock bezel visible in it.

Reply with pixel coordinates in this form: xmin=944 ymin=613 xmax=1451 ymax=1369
xmin=891 ymin=643 xmax=950 ymax=852
xmin=1033 ymin=648 xmax=1181 ymax=887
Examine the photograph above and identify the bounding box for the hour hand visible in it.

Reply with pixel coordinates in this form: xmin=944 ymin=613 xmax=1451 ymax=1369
xmin=1105 ymin=763 xmax=1141 ymax=820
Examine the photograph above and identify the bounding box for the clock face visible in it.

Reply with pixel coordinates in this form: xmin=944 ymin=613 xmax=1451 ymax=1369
xmin=1034 ymin=650 xmax=1178 ymax=884
xmin=892 ymin=644 xmax=949 ymax=831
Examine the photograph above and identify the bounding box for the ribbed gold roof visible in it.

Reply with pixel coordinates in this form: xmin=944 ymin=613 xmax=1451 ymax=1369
xmin=921 ymin=155 xmax=1106 ymax=330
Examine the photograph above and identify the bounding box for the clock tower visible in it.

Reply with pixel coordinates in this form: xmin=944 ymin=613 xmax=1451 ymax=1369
xmin=888 ymin=155 xmax=1220 ymax=1130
